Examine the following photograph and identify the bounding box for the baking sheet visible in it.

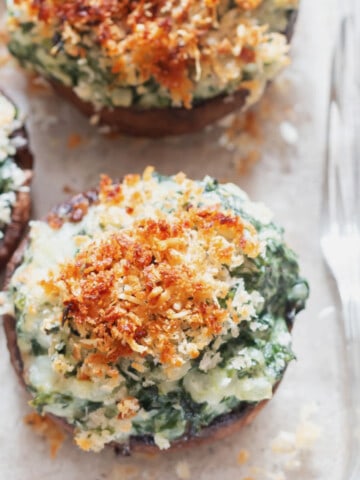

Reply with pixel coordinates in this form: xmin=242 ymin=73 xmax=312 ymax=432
xmin=0 ymin=1 xmax=348 ymax=479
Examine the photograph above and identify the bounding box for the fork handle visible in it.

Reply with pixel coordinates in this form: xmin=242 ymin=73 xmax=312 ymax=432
xmin=340 ymin=297 xmax=360 ymax=479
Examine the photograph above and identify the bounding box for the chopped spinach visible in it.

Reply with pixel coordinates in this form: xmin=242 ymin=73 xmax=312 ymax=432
xmin=30 ymin=338 xmax=47 ymax=356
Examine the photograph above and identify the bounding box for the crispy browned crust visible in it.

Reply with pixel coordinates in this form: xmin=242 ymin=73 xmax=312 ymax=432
xmin=0 ymin=93 xmax=33 ymax=269
xmin=48 ymin=10 xmax=298 ymax=137
xmin=3 ymin=191 xmax=287 ymax=455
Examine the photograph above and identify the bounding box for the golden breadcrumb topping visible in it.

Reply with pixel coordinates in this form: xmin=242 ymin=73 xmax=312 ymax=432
xmin=236 ymin=0 xmax=262 ymax=9
xmin=10 ymin=0 xmax=288 ymax=106
xmin=117 ymin=397 xmax=140 ymax=419
xmin=40 ymin=172 xmax=261 ymax=375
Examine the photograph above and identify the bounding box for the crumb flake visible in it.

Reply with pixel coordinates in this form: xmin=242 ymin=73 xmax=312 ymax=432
xmin=175 ymin=460 xmax=191 ymax=479
xmin=237 ymin=448 xmax=250 ymax=465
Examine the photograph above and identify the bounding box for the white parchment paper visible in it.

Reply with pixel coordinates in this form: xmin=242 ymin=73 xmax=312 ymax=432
xmin=0 ymin=1 xmax=347 ymax=479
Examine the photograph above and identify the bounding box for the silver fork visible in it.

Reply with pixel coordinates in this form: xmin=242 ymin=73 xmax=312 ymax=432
xmin=321 ymin=6 xmax=360 ymax=480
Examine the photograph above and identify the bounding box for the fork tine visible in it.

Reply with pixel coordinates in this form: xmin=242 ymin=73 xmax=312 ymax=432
xmin=353 ymin=2 xmax=360 ymax=225
xmin=323 ymin=20 xmax=345 ymax=233
xmin=324 ymin=14 xmax=360 ymax=234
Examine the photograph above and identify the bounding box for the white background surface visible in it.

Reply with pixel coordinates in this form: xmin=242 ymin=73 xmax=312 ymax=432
xmin=0 ymin=1 xmax=347 ymax=479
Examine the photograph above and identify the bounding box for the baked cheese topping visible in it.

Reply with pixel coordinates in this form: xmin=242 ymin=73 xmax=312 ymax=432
xmin=0 ymin=93 xmax=28 ymax=238
xmin=7 ymin=0 xmax=298 ymax=108
xmin=5 ymin=169 xmax=309 ymax=451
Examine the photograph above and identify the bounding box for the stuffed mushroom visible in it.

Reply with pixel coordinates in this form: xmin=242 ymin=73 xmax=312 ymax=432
xmin=0 ymin=91 xmax=32 ymax=269
xmin=3 ymin=168 xmax=308 ymax=453
xmin=7 ymin=0 xmax=298 ymax=136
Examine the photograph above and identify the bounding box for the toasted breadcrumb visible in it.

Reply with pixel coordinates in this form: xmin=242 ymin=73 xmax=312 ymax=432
xmin=271 ymin=431 xmax=296 ymax=454
xmin=216 ymin=76 xmax=304 ymax=178
xmin=0 ymin=30 xmax=8 ymax=44
xmin=295 ymin=420 xmax=322 ymax=450
xmin=228 ymin=111 xmax=261 ymax=141
xmin=175 ymin=460 xmax=191 ymax=479
xmin=0 ymin=53 xmax=10 ymax=68
xmin=0 ymin=15 xmax=10 ymax=68
xmin=75 ymin=436 xmax=93 ymax=451
xmin=109 ymin=464 xmax=139 ymax=480
xmin=67 ymin=133 xmax=84 ymax=149
xmin=239 ymin=404 xmax=322 ymax=479
xmin=62 ymin=185 xmax=77 ymax=195
xmin=236 ymin=150 xmax=261 ymax=175
xmin=236 ymin=0 xmax=263 ymax=10
xmin=24 ymin=412 xmax=66 ymax=458
xmin=237 ymin=449 xmax=250 ymax=465
xmin=271 ymin=404 xmax=322 ymax=455
xmin=117 ymin=397 xmax=140 ymax=420
xmin=41 ymin=170 xmax=261 ymax=378
xmin=90 ymin=114 xmax=100 ymax=126
xmin=249 ymin=466 xmax=266 ymax=476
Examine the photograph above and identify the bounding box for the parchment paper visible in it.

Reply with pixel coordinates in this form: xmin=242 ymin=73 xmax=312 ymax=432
xmin=0 ymin=1 xmax=347 ymax=479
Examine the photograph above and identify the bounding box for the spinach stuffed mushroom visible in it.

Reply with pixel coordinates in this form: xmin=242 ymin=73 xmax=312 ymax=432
xmin=0 ymin=92 xmax=32 ymax=269
xmin=3 ymin=168 xmax=308 ymax=453
xmin=7 ymin=0 xmax=298 ymax=136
